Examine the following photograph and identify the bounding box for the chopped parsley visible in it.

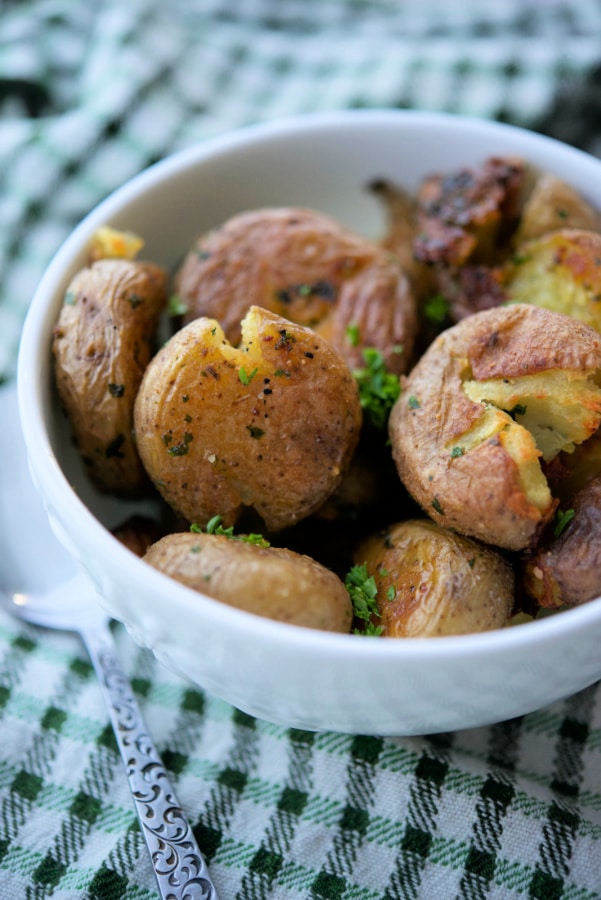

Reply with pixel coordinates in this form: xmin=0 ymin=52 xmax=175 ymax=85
xmin=451 ymin=446 xmax=465 ymax=458
xmin=191 ymin=515 xmax=270 ymax=548
xmin=108 ymin=383 xmax=125 ymax=398
xmin=167 ymin=432 xmax=193 ymax=456
xmin=408 ymin=395 xmax=420 ymax=410
xmin=423 ymin=293 xmax=450 ymax=324
xmin=239 ymin=366 xmax=258 ymax=385
xmin=352 ymin=347 xmax=401 ymax=430
xmin=346 ymin=322 xmax=360 ymax=347
xmin=246 ymin=425 xmax=265 ymax=439
xmin=345 ymin=563 xmax=383 ymax=636
xmin=553 ymin=508 xmax=575 ymax=538
xmin=167 ymin=294 xmax=188 ymax=316
xmin=431 ymin=497 xmax=444 ymax=515
xmin=64 ymin=290 xmax=77 ymax=306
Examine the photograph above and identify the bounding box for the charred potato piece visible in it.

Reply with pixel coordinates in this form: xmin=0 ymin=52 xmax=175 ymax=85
xmin=174 ymin=207 xmax=417 ymax=375
xmin=412 ymin=156 xmax=524 ymax=268
xmin=134 ymin=306 xmax=362 ymax=531
xmin=357 ymin=520 xmax=514 ymax=636
xmin=503 ymin=229 xmax=601 ymax=333
xmin=143 ymin=531 xmax=353 ymax=632
xmin=52 ymin=258 xmax=167 ymax=496
xmin=522 ymin=475 xmax=601 ymax=608
xmin=389 ymin=304 xmax=601 ymax=551
xmin=514 ymin=173 xmax=601 ymax=244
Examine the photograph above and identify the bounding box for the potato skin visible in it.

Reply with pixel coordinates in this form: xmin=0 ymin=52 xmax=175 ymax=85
xmin=52 ymin=258 xmax=167 ymax=495
xmin=143 ymin=531 xmax=353 ymax=632
xmin=389 ymin=304 xmax=601 ymax=550
xmin=175 ymin=207 xmax=417 ymax=375
xmin=357 ymin=520 xmax=514 ymax=637
xmin=514 ymin=174 xmax=601 ymax=244
xmin=523 ymin=475 xmax=601 ymax=608
xmin=134 ymin=305 xmax=362 ymax=531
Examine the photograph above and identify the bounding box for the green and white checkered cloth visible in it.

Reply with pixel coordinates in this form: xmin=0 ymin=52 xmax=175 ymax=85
xmin=2 ymin=2 xmax=601 ymax=897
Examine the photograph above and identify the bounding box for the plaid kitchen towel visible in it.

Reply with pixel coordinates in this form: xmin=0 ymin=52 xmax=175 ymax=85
xmin=1 ymin=1 xmax=601 ymax=898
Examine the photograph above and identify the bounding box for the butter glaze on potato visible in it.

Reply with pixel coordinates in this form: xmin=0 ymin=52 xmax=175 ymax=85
xmin=357 ymin=519 xmax=514 ymax=637
xmin=389 ymin=304 xmax=601 ymax=551
xmin=134 ymin=305 xmax=362 ymax=531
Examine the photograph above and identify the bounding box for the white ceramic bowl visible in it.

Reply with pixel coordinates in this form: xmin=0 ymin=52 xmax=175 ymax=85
xmin=18 ymin=110 xmax=601 ymax=735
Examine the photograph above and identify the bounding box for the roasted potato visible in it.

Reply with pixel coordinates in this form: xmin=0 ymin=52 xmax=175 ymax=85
xmin=143 ymin=531 xmax=353 ymax=631
xmin=174 ymin=207 xmax=417 ymax=375
xmin=503 ymin=228 xmax=601 ymax=332
xmin=522 ymin=475 xmax=601 ymax=608
xmin=357 ymin=520 xmax=514 ymax=636
xmin=514 ymin=173 xmax=601 ymax=244
xmin=389 ymin=304 xmax=601 ymax=551
xmin=134 ymin=305 xmax=362 ymax=531
xmin=52 ymin=258 xmax=167 ymax=495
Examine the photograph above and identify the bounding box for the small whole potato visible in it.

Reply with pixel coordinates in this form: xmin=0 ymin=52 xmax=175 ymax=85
xmin=134 ymin=305 xmax=362 ymax=530
xmin=514 ymin=174 xmax=601 ymax=244
xmin=174 ymin=207 xmax=417 ymax=375
xmin=522 ymin=475 xmax=601 ymax=609
xmin=143 ymin=531 xmax=353 ymax=632
xmin=389 ymin=304 xmax=601 ymax=550
xmin=52 ymin=258 xmax=167 ymax=496
xmin=357 ymin=519 xmax=514 ymax=637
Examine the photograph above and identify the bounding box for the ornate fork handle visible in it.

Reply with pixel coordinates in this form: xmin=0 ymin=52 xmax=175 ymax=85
xmin=81 ymin=621 xmax=219 ymax=900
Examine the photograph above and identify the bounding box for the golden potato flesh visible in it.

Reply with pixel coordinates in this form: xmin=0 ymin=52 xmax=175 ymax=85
xmin=174 ymin=207 xmax=417 ymax=375
xmin=389 ymin=304 xmax=601 ymax=550
xmin=504 ymin=229 xmax=601 ymax=333
xmin=357 ymin=520 xmax=514 ymax=637
xmin=134 ymin=306 xmax=362 ymax=531
xmin=52 ymin=258 xmax=167 ymax=496
xmin=143 ymin=531 xmax=353 ymax=632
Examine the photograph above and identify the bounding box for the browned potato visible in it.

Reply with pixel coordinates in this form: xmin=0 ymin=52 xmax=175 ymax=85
xmin=357 ymin=520 xmax=514 ymax=636
xmin=143 ymin=531 xmax=353 ymax=631
xmin=522 ymin=475 xmax=601 ymax=608
xmin=112 ymin=515 xmax=165 ymax=557
xmin=389 ymin=304 xmax=601 ymax=551
xmin=514 ymin=173 xmax=601 ymax=244
xmin=503 ymin=229 xmax=601 ymax=332
xmin=52 ymin=258 xmax=167 ymax=496
xmin=134 ymin=305 xmax=362 ymax=531
xmin=174 ymin=207 xmax=417 ymax=375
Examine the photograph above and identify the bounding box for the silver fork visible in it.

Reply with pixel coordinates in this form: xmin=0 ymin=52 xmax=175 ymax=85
xmin=0 ymin=384 xmax=219 ymax=900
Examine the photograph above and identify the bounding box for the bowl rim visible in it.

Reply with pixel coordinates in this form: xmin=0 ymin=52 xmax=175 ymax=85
xmin=17 ymin=107 xmax=601 ymax=661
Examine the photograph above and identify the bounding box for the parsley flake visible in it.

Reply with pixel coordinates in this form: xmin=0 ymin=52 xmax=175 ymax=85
xmin=352 ymin=348 xmax=401 ymax=430
xmin=239 ymin=366 xmax=259 ymax=386
xmin=191 ymin=516 xmax=270 ymax=548
xmin=345 ymin=563 xmax=382 ymax=636
xmin=554 ymin=508 xmax=575 ymax=538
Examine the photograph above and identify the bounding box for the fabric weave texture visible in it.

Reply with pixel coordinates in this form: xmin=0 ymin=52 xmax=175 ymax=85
xmin=1 ymin=2 xmax=601 ymax=898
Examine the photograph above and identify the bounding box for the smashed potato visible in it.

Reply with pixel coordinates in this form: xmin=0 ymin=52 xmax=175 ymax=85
xmin=357 ymin=520 xmax=514 ymax=636
xmin=174 ymin=207 xmax=417 ymax=375
xmin=52 ymin=258 xmax=167 ymax=495
xmin=503 ymin=229 xmax=601 ymax=332
xmin=389 ymin=304 xmax=601 ymax=551
xmin=134 ymin=305 xmax=362 ymax=531
xmin=143 ymin=531 xmax=353 ymax=632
